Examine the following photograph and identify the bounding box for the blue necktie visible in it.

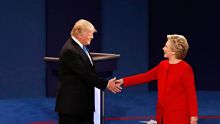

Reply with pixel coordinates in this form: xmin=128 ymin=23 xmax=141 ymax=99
xmin=83 ymin=46 xmax=89 ymax=55
xmin=83 ymin=46 xmax=93 ymax=65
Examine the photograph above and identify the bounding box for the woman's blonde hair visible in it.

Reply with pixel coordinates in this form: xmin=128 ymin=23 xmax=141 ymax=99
xmin=167 ymin=34 xmax=189 ymax=59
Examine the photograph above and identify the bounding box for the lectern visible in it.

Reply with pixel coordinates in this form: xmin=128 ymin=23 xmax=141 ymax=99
xmin=44 ymin=52 xmax=120 ymax=124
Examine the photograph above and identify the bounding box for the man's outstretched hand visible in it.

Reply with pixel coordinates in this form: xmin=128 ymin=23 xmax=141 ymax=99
xmin=107 ymin=77 xmax=122 ymax=94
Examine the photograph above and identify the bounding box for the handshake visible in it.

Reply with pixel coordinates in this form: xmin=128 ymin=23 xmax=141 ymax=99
xmin=106 ymin=77 xmax=123 ymax=94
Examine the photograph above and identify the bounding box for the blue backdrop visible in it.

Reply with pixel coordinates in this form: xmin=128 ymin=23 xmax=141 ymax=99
xmin=102 ymin=0 xmax=149 ymax=79
xmin=0 ymin=0 xmax=45 ymax=98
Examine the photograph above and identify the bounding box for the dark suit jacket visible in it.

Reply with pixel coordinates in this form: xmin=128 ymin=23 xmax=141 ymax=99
xmin=55 ymin=37 xmax=108 ymax=116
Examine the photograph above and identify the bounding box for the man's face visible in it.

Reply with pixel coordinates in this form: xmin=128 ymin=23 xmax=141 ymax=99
xmin=78 ymin=29 xmax=95 ymax=45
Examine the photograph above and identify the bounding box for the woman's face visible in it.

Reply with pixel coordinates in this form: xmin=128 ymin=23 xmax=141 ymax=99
xmin=162 ymin=40 xmax=175 ymax=59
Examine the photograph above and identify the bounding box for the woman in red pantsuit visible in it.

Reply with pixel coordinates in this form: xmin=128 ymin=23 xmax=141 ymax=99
xmin=117 ymin=34 xmax=198 ymax=124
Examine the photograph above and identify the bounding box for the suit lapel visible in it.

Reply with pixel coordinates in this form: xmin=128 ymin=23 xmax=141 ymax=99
xmin=70 ymin=39 xmax=94 ymax=68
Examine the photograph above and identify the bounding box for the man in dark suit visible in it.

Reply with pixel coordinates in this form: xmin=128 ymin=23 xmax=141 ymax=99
xmin=55 ymin=19 xmax=121 ymax=124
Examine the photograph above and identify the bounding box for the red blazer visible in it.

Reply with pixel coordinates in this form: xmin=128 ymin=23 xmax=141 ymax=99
xmin=123 ymin=60 xmax=198 ymax=124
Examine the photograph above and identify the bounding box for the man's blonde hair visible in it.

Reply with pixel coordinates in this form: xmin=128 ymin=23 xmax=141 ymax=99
xmin=71 ymin=19 xmax=97 ymax=36
xmin=167 ymin=34 xmax=189 ymax=59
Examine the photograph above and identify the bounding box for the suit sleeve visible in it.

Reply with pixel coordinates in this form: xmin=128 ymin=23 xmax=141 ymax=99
xmin=182 ymin=66 xmax=198 ymax=116
xmin=61 ymin=50 xmax=108 ymax=91
xmin=123 ymin=63 xmax=159 ymax=87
